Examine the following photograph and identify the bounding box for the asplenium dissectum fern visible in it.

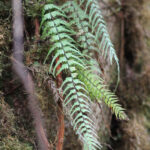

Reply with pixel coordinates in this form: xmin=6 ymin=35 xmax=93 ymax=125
xmin=62 ymin=1 xmax=102 ymax=77
xmin=41 ymin=1 xmax=127 ymax=149
xmin=76 ymin=0 xmax=120 ymax=84
xmin=62 ymin=1 xmax=102 ymax=74
xmin=62 ymin=1 xmax=99 ymax=57
xmin=61 ymin=1 xmax=126 ymax=120
xmin=77 ymin=0 xmax=119 ymax=63
xmin=77 ymin=67 xmax=127 ymax=120
xmin=41 ymin=4 xmax=102 ymax=150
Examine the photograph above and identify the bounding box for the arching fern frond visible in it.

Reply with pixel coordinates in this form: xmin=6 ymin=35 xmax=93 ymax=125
xmin=41 ymin=1 xmax=127 ymax=149
xmin=41 ymin=4 xmax=102 ymax=150
xmin=77 ymin=68 xmax=126 ymax=120
xmin=61 ymin=2 xmax=125 ymax=119
xmin=62 ymin=1 xmax=102 ymax=74
xmin=76 ymin=0 xmax=120 ymax=84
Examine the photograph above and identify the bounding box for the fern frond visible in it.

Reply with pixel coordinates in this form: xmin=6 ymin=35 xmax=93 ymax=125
xmin=61 ymin=77 xmax=102 ymax=149
xmin=41 ymin=4 xmax=102 ymax=149
xmin=62 ymin=1 xmax=99 ymax=57
xmin=62 ymin=1 xmax=102 ymax=75
xmin=61 ymin=0 xmax=125 ymax=120
xmin=77 ymin=68 xmax=127 ymax=120
xmin=71 ymin=0 xmax=124 ymax=119
xmin=76 ymin=0 xmax=120 ymax=84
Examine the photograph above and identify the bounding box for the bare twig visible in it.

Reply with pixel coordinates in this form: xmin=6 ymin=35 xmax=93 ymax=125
xmin=56 ymin=101 xmax=65 ymax=150
xmin=55 ymin=57 xmax=65 ymax=150
xmin=34 ymin=18 xmax=40 ymax=42
xmin=11 ymin=0 xmax=50 ymax=149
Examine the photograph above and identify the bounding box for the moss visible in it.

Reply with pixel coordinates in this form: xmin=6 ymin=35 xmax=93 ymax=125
xmin=0 ymin=94 xmax=33 ymax=150
xmin=28 ymin=63 xmax=82 ymax=149
xmin=120 ymin=113 xmax=150 ymax=150
xmin=146 ymin=39 xmax=150 ymax=49
xmin=143 ymin=96 xmax=150 ymax=133
xmin=0 ymin=94 xmax=16 ymax=138
xmin=0 ymin=137 xmax=32 ymax=150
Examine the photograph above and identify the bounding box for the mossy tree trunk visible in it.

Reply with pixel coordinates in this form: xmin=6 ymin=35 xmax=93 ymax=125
xmin=1 ymin=0 xmax=150 ymax=150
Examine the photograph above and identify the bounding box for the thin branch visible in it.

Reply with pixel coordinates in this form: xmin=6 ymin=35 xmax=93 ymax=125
xmin=34 ymin=18 xmax=40 ymax=42
xmin=56 ymin=57 xmax=65 ymax=150
xmin=11 ymin=0 xmax=51 ymax=149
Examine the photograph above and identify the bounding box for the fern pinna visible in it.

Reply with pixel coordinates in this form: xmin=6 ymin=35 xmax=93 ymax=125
xmin=41 ymin=1 xmax=126 ymax=150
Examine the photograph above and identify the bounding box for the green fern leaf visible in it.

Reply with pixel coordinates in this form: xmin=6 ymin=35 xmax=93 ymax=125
xmin=62 ymin=1 xmax=99 ymax=57
xmin=76 ymin=0 xmax=120 ymax=86
xmin=41 ymin=4 xmax=102 ymax=150
xmin=77 ymin=68 xmax=127 ymax=120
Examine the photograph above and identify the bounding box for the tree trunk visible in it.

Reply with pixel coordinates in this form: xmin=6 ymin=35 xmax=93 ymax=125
xmin=1 ymin=0 xmax=150 ymax=150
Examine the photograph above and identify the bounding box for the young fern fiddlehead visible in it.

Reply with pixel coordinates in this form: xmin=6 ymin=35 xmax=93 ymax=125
xmin=41 ymin=4 xmax=102 ymax=150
